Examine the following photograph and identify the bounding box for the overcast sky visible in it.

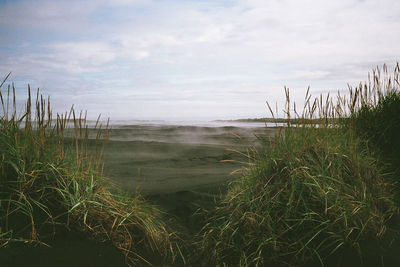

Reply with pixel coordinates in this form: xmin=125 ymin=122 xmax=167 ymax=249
xmin=0 ymin=0 xmax=399 ymax=120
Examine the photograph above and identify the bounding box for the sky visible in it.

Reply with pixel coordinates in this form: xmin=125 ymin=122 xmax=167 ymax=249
xmin=0 ymin=0 xmax=399 ymax=120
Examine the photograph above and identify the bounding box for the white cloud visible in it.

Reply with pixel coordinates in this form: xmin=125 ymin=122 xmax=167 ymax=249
xmin=1 ymin=0 xmax=399 ymax=119
xmin=104 ymin=0 xmax=152 ymax=6
xmin=47 ymin=42 xmax=117 ymax=72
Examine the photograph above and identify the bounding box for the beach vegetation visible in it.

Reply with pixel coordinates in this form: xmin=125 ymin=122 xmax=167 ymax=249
xmin=198 ymin=64 xmax=400 ymax=266
xmin=0 ymin=77 xmax=174 ymax=265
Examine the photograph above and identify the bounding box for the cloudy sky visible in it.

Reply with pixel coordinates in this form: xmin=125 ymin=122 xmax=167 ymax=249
xmin=0 ymin=0 xmax=399 ymax=120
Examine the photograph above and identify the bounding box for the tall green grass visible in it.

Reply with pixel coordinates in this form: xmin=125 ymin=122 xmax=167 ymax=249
xmin=351 ymin=66 xmax=400 ymax=173
xmin=199 ymin=64 xmax=400 ymax=266
xmin=0 ymin=77 xmax=174 ymax=265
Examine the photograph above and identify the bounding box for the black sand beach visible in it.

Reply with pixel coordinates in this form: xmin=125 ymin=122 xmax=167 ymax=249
xmin=102 ymin=123 xmax=278 ymax=195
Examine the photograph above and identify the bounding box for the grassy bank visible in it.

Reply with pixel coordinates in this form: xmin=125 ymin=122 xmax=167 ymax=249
xmin=0 ymin=80 xmax=175 ymax=265
xmin=199 ymin=63 xmax=400 ymax=266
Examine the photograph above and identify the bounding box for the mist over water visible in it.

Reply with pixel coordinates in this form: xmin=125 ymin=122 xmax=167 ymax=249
xmin=96 ymin=120 xmax=279 ymax=194
xmin=106 ymin=120 xmax=271 ymax=128
xmin=108 ymin=124 xmax=269 ymax=145
xmin=70 ymin=119 xmax=279 ymax=145
xmin=77 ymin=119 xmax=285 ymax=128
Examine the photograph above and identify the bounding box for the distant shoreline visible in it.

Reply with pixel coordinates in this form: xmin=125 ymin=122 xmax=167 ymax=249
xmin=40 ymin=117 xmax=337 ymax=130
xmin=216 ymin=117 xmax=339 ymax=124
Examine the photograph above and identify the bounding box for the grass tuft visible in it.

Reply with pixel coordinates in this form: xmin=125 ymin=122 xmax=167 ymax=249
xmin=0 ymin=81 xmax=174 ymax=265
xmin=198 ymin=63 xmax=400 ymax=266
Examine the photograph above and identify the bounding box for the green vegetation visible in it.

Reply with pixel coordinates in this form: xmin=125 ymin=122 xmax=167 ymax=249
xmin=199 ymin=64 xmax=400 ymax=266
xmin=1 ymin=63 xmax=400 ymax=266
xmin=0 ymin=79 xmax=174 ymax=265
xmin=352 ymin=88 xmax=400 ymax=173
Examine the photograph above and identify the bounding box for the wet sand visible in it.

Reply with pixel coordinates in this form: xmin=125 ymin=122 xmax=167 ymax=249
xmin=101 ymin=123 xmax=278 ymax=195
